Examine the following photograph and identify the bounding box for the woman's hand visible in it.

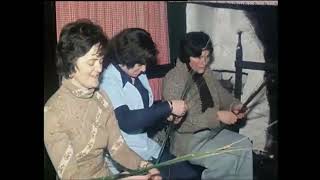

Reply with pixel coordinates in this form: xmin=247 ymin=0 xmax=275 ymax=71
xmin=147 ymin=168 xmax=162 ymax=180
xmin=170 ymin=100 xmax=188 ymax=117
xmin=231 ymin=103 xmax=247 ymax=119
xmin=167 ymin=115 xmax=183 ymax=124
xmin=216 ymin=111 xmax=238 ymax=125
xmin=120 ymin=168 xmax=161 ymax=180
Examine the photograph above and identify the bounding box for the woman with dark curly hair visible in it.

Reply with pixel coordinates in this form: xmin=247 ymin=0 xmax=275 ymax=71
xmin=44 ymin=19 xmax=161 ymax=180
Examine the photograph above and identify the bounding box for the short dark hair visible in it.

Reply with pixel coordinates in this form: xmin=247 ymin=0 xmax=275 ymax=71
xmin=179 ymin=31 xmax=214 ymax=64
xmin=56 ymin=19 xmax=108 ymax=78
xmin=104 ymin=28 xmax=158 ymax=68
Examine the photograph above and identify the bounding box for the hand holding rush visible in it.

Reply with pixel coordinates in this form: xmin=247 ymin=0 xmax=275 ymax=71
xmin=216 ymin=104 xmax=247 ymax=125
xmin=223 ymin=79 xmax=268 ymax=124
xmin=231 ymin=103 xmax=248 ymax=120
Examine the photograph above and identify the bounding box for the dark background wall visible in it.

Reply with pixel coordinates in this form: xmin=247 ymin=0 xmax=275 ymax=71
xmin=244 ymin=6 xmax=278 ymax=151
xmin=43 ymin=1 xmax=58 ymax=179
xmin=44 ymin=1 xmax=59 ymax=103
xmin=167 ymin=2 xmax=186 ymax=65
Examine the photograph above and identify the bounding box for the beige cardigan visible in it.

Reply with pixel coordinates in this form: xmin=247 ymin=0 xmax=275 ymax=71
xmin=44 ymin=79 xmax=149 ymax=179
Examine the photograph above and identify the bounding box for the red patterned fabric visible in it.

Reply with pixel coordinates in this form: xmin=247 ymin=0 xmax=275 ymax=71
xmin=55 ymin=1 xmax=169 ymax=100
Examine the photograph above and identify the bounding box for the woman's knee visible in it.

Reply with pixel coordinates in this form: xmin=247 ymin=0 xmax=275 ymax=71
xmin=238 ymin=136 xmax=253 ymax=148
